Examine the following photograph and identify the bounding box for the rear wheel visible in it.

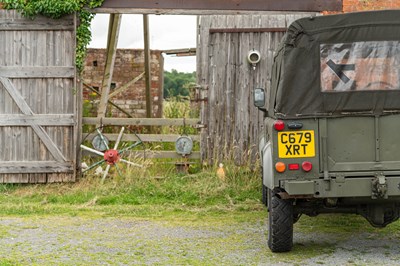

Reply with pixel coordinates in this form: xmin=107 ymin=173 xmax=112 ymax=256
xmin=267 ymin=188 xmax=294 ymax=252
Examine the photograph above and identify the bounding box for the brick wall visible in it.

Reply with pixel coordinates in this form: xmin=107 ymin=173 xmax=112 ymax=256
xmin=82 ymin=48 xmax=164 ymax=118
xmin=343 ymin=0 xmax=400 ymax=12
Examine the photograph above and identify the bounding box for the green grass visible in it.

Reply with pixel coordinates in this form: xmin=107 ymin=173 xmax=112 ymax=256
xmin=0 ymin=162 xmax=261 ymax=217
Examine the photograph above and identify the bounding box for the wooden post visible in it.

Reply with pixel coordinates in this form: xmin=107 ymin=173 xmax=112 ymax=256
xmin=97 ymin=14 xmax=122 ymax=121
xmin=143 ymin=14 xmax=152 ymax=119
xmin=83 ymin=83 xmax=134 ymax=118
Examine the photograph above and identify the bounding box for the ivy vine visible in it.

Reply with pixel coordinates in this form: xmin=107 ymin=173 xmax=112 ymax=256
xmin=2 ymin=0 xmax=104 ymax=72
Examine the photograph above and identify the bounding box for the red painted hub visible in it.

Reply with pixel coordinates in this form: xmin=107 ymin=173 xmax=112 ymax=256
xmin=104 ymin=149 xmax=120 ymax=165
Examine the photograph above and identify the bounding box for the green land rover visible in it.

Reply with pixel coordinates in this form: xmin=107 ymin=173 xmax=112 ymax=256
xmin=254 ymin=10 xmax=400 ymax=252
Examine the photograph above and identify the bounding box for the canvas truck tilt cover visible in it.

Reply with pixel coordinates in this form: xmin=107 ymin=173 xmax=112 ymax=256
xmin=254 ymin=10 xmax=400 ymax=252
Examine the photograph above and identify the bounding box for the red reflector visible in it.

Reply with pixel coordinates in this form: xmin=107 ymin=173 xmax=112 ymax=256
xmin=274 ymin=120 xmax=285 ymax=131
xmin=288 ymin=163 xmax=300 ymax=170
xmin=302 ymin=161 xmax=313 ymax=172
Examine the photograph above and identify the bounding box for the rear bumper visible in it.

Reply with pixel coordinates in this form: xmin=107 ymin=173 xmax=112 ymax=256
xmin=282 ymin=176 xmax=400 ymax=198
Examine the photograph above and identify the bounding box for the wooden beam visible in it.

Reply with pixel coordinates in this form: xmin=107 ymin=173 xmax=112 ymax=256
xmin=108 ymin=72 xmax=145 ymax=99
xmin=0 ymin=162 xmax=73 ymax=174
xmin=0 ymin=16 xmax=74 ymax=31
xmin=209 ymin=28 xmax=287 ymax=33
xmin=97 ymin=14 xmax=122 ymax=120
xmin=0 ymin=114 xmax=75 ymax=126
xmin=83 ymin=150 xmax=201 ymax=159
xmin=163 ymin=48 xmax=196 ymax=56
xmin=0 ymin=67 xmax=75 ymax=78
xmin=95 ymin=0 xmax=342 ymax=14
xmin=142 ymin=150 xmax=200 ymax=159
xmin=82 ymin=117 xmax=201 ymax=126
xmin=82 ymin=133 xmax=200 ymax=142
xmin=94 ymin=9 xmax=316 ymax=15
xmin=143 ymin=14 xmax=152 ymax=119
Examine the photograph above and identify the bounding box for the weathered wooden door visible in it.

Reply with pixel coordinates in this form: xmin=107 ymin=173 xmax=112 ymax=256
xmin=197 ymin=14 xmax=316 ymax=165
xmin=205 ymin=29 xmax=284 ymax=165
xmin=0 ymin=10 xmax=78 ymax=183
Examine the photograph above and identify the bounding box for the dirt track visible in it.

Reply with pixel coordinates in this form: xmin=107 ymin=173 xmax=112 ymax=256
xmin=0 ymin=215 xmax=399 ymax=265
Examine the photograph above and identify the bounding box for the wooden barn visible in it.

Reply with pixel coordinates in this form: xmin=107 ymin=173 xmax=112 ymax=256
xmin=0 ymin=10 xmax=78 ymax=183
xmin=197 ymin=14 xmax=317 ymax=165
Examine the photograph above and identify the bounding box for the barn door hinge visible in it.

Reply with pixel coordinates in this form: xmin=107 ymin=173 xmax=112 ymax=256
xmin=193 ymin=124 xmax=207 ymax=129
xmin=189 ymin=84 xmax=208 ymax=103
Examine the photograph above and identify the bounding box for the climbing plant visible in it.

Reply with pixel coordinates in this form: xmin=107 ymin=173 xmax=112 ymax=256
xmin=2 ymin=0 xmax=104 ymax=72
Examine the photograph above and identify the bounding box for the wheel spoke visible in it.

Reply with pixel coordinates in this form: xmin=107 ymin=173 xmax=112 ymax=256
xmin=101 ymin=164 xmax=111 ymax=184
xmin=80 ymin=144 xmax=105 ymax=157
xmin=114 ymin=127 xmax=125 ymax=150
xmin=96 ymin=129 xmax=110 ymax=150
xmin=120 ymin=158 xmax=143 ymax=168
xmin=115 ymin=163 xmax=123 ymax=177
xmin=118 ymin=140 xmax=143 ymax=154
xmin=82 ymin=159 xmax=106 ymax=173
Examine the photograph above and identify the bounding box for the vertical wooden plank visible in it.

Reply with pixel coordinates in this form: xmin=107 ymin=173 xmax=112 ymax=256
xmin=70 ymin=15 xmax=78 ymax=181
xmin=3 ymin=26 xmax=18 ymax=183
xmin=47 ymin=79 xmax=60 ymax=182
xmin=143 ymin=14 xmax=152 ymax=119
xmin=47 ymin=30 xmax=56 ymax=166
xmin=216 ymin=31 xmax=225 ymax=163
xmin=225 ymin=30 xmax=236 ymax=162
xmin=198 ymin=15 xmax=212 ymax=163
xmin=97 ymin=14 xmax=122 ymax=119
xmin=73 ymin=13 xmax=81 ymax=181
xmin=206 ymin=32 xmax=215 ymax=165
xmin=238 ymin=31 xmax=250 ymax=165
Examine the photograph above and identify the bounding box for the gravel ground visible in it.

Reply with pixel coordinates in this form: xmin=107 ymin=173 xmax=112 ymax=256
xmin=0 ymin=216 xmax=399 ymax=265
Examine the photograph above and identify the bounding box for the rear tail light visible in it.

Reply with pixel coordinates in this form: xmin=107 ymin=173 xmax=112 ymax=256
xmin=273 ymin=120 xmax=285 ymax=131
xmin=275 ymin=162 xmax=286 ymax=173
xmin=302 ymin=161 xmax=313 ymax=172
xmin=288 ymin=163 xmax=299 ymax=170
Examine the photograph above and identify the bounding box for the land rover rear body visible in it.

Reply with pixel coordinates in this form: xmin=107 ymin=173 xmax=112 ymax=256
xmin=255 ymin=10 xmax=400 ymax=252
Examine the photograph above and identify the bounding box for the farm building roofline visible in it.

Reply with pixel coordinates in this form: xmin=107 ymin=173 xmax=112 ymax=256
xmin=93 ymin=0 xmax=342 ymax=14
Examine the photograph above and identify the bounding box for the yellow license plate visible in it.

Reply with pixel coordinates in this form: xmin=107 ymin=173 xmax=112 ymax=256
xmin=278 ymin=130 xmax=315 ymax=158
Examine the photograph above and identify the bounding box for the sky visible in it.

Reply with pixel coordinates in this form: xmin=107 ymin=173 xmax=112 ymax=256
xmin=89 ymin=14 xmax=197 ymax=73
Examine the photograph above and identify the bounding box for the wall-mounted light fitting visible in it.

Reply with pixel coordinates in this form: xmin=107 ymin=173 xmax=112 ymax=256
xmin=247 ymin=49 xmax=261 ymax=70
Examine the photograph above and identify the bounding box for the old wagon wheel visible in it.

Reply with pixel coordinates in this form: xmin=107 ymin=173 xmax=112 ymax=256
xmin=80 ymin=126 xmax=146 ymax=182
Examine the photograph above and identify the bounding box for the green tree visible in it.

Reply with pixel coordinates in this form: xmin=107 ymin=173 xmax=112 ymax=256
xmin=163 ymin=69 xmax=196 ymax=99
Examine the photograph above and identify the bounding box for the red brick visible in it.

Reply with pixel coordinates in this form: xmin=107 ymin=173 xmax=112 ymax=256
xmin=82 ymin=48 xmax=164 ymax=118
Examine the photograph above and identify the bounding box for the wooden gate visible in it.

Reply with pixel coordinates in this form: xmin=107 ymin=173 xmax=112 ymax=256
xmin=0 ymin=10 xmax=78 ymax=183
xmin=197 ymin=14 xmax=316 ymax=165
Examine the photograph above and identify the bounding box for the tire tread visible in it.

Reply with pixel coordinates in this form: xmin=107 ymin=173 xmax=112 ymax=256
xmin=267 ymin=189 xmax=293 ymax=252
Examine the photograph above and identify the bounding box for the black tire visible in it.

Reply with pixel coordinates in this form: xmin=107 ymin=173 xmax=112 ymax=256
xmin=267 ymin=188 xmax=294 ymax=252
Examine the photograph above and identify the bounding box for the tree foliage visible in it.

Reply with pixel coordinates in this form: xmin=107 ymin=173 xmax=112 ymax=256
xmin=163 ymin=69 xmax=196 ymax=99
